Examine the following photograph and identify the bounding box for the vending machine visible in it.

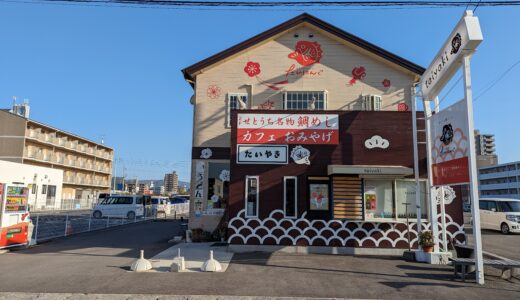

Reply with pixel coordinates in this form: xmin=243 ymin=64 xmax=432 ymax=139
xmin=0 ymin=183 xmax=31 ymax=249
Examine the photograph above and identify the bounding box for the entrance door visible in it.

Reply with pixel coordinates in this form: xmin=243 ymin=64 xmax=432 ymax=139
xmin=332 ymin=176 xmax=363 ymax=220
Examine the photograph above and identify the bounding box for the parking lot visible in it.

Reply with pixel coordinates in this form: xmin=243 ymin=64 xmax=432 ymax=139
xmin=463 ymin=212 xmax=520 ymax=261
xmin=29 ymin=204 xmax=189 ymax=243
xmin=0 ymin=219 xmax=518 ymax=299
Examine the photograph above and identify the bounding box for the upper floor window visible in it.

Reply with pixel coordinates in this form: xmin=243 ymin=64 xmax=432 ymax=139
xmin=362 ymin=95 xmax=382 ymax=111
xmin=283 ymin=91 xmax=327 ymax=110
xmin=227 ymin=93 xmax=248 ymax=128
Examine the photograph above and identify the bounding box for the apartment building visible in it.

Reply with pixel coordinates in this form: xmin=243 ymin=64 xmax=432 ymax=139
xmin=479 ymin=161 xmax=520 ymax=199
xmin=182 ymin=14 xmax=465 ymax=252
xmin=125 ymin=179 xmax=138 ymax=194
xmin=0 ymin=107 xmax=113 ymax=201
xmin=475 ymin=129 xmax=498 ymax=168
xmin=163 ymin=171 xmax=179 ymax=195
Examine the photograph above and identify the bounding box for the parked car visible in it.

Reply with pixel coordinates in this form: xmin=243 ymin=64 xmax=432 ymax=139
xmin=478 ymin=198 xmax=520 ymax=234
xmin=92 ymin=195 xmax=144 ymax=219
xmin=170 ymin=196 xmax=188 ymax=204
xmin=151 ymin=196 xmax=171 ymax=217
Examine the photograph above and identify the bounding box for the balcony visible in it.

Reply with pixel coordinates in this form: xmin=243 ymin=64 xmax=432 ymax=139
xmin=479 ymin=170 xmax=520 ymax=180
xmin=27 ymin=130 xmax=38 ymax=139
xmin=54 ymin=156 xmax=64 ymax=164
xmin=479 ymin=182 xmax=520 ymax=191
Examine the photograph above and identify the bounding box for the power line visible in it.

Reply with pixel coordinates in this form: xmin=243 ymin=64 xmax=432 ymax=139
xmin=474 ymin=0 xmax=484 ymax=11
xmin=4 ymin=0 xmax=520 ymax=9
xmin=474 ymin=58 xmax=520 ymax=102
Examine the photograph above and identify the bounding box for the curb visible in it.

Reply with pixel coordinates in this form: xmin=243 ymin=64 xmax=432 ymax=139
xmin=0 ymin=293 xmax=370 ymax=300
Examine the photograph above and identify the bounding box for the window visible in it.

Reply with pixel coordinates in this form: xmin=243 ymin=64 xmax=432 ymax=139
xmin=45 ymin=185 xmax=56 ymax=207
xmin=479 ymin=200 xmax=490 ymax=210
xmin=487 ymin=201 xmax=497 ymax=211
xmin=42 ymin=185 xmax=47 ymax=194
xmin=498 ymin=201 xmax=520 ymax=212
xmin=395 ymin=180 xmax=428 ymax=219
xmin=31 ymin=184 xmax=37 ymax=195
xmin=364 ymin=179 xmax=429 ymax=220
xmin=362 ymin=95 xmax=382 ymax=111
xmin=227 ymin=93 xmax=248 ymax=127
xmin=283 ymin=91 xmax=326 ymax=110
xmin=245 ymin=176 xmax=259 ymax=217
xmin=364 ymin=180 xmax=394 ymax=219
xmin=207 ymin=162 xmax=230 ymax=209
xmin=284 ymin=176 xmax=297 ymax=218
xmin=309 ymin=182 xmax=329 ymax=211
xmin=117 ymin=197 xmax=133 ymax=205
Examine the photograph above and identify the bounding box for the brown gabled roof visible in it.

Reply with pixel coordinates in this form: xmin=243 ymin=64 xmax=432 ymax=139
xmin=181 ymin=13 xmax=425 ymax=87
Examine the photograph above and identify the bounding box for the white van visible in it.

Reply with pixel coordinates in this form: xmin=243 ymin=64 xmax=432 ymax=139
xmin=92 ymin=195 xmax=145 ymax=219
xmin=151 ymin=196 xmax=171 ymax=217
xmin=479 ymin=198 xmax=520 ymax=234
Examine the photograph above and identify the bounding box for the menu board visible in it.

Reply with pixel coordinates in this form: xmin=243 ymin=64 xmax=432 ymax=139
xmin=5 ymin=186 xmax=29 ymax=213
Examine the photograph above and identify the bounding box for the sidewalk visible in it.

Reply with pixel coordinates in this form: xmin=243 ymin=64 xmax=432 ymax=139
xmin=149 ymin=242 xmax=233 ymax=272
xmin=0 ymin=294 xmax=364 ymax=300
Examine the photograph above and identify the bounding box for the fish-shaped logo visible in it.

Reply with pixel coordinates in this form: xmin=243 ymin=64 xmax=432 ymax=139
xmin=288 ymin=41 xmax=323 ymax=66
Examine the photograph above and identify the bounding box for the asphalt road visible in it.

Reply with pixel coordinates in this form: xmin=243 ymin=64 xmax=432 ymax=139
xmin=466 ymin=228 xmax=520 ymax=261
xmin=463 ymin=212 xmax=520 ymax=261
xmin=0 ymin=220 xmax=518 ymax=299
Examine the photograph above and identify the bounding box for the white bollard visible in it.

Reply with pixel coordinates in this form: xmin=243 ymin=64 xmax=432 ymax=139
xmin=170 ymin=248 xmax=185 ymax=272
xmin=130 ymin=250 xmax=152 ymax=272
xmin=201 ymin=250 xmax=222 ymax=272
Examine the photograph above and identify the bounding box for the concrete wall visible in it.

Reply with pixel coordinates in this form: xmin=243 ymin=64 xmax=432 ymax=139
xmin=0 ymin=110 xmax=26 ymax=162
xmin=0 ymin=160 xmax=63 ymax=210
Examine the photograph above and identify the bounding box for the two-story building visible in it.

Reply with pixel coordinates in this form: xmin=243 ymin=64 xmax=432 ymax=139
xmin=182 ymin=13 xmax=465 ymax=254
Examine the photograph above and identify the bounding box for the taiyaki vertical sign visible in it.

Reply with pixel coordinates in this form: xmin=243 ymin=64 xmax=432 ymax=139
xmin=420 ymin=11 xmax=482 ymax=100
xmin=237 ymin=113 xmax=339 ymax=145
xmin=430 ymin=100 xmax=469 ymax=185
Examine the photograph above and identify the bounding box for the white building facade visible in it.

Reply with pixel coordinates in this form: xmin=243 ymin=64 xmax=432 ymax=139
xmin=0 ymin=160 xmax=63 ymax=210
xmin=479 ymin=161 xmax=520 ymax=199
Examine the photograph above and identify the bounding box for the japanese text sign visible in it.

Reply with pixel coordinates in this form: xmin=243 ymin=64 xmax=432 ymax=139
xmin=237 ymin=145 xmax=288 ymax=164
xmin=237 ymin=113 xmax=339 ymax=145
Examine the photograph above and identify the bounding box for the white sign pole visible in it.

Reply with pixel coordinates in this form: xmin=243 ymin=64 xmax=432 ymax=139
xmin=411 ymin=87 xmax=422 ymax=245
xmin=462 ymin=54 xmax=485 ymax=285
xmin=423 ymin=98 xmax=440 ymax=253
xmin=433 ymin=97 xmax=448 ymax=252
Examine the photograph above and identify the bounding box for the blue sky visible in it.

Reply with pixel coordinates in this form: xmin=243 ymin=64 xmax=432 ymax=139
xmin=1 ymin=2 xmax=519 ymax=181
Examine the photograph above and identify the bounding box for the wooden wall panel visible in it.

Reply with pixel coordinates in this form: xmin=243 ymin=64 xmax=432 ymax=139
xmin=332 ymin=176 xmax=363 ymax=220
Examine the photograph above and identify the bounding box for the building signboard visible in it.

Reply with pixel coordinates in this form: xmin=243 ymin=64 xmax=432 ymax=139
xmin=430 ymin=100 xmax=469 ymax=186
xmin=237 ymin=113 xmax=339 ymax=145
xmin=237 ymin=145 xmax=288 ymax=164
xmin=420 ymin=11 xmax=483 ymax=100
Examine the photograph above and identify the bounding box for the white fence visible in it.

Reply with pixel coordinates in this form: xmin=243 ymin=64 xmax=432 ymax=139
xmin=30 ymin=198 xmax=97 ymax=212
xmin=30 ymin=203 xmax=190 ymax=243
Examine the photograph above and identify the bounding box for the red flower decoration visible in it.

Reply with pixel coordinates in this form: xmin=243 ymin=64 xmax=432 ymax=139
xmin=244 ymin=61 xmax=261 ymax=77
xmin=382 ymin=79 xmax=391 ymax=88
xmin=288 ymin=41 xmax=323 ymax=66
xmin=258 ymin=99 xmax=274 ymax=110
xmin=206 ymin=85 xmax=221 ymax=99
xmin=349 ymin=66 xmax=366 ymax=85
xmin=398 ymin=103 xmax=409 ymax=112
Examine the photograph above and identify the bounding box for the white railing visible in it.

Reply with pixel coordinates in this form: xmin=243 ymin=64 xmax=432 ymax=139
xmin=29 ymin=202 xmax=190 ymax=244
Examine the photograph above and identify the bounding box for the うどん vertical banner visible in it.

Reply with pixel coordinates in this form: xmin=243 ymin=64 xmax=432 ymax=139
xmin=430 ymin=100 xmax=470 ymax=185
xmin=237 ymin=113 xmax=339 ymax=145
